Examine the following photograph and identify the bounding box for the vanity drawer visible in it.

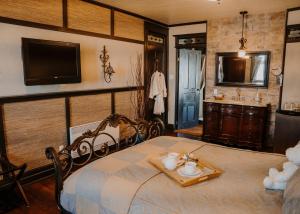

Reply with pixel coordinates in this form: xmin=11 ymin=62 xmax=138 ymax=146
xmin=243 ymin=107 xmax=266 ymax=117
xmin=204 ymin=102 xmax=220 ymax=112
xmin=220 ymin=104 xmax=242 ymax=115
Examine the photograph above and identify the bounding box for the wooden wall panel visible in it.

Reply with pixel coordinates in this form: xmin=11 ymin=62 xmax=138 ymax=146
xmin=3 ymin=99 xmax=66 ymax=170
xmin=0 ymin=0 xmax=63 ymax=26
xmin=115 ymin=91 xmax=136 ymax=119
xmin=70 ymin=93 xmax=111 ymax=127
xmin=68 ymin=0 xmax=111 ymax=35
xmin=115 ymin=90 xmax=145 ymax=140
xmin=114 ymin=12 xmax=144 ymax=41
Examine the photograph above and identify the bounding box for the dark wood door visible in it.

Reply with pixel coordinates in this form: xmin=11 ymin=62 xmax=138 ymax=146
xmin=177 ymin=49 xmax=201 ymax=129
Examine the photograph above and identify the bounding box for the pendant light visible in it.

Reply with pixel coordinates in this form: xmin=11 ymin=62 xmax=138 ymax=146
xmin=238 ymin=11 xmax=248 ymax=58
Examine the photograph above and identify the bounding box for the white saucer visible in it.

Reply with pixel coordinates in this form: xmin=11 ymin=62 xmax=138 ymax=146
xmin=177 ymin=166 xmax=203 ymax=178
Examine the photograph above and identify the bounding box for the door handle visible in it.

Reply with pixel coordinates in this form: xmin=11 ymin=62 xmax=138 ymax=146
xmin=196 ymin=89 xmax=200 ymax=91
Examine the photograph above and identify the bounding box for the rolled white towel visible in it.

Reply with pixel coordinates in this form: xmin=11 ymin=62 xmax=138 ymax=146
xmin=272 ymin=181 xmax=286 ymax=190
xmin=263 ymin=176 xmax=287 ymax=190
xmin=286 ymin=146 xmax=300 ymax=166
xmin=273 ymin=162 xmax=298 ymax=182
xmin=263 ymin=176 xmax=273 ymax=189
xmin=269 ymin=168 xmax=279 ymax=178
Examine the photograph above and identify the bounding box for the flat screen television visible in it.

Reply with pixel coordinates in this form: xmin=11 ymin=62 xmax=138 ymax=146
xmin=22 ymin=38 xmax=81 ymax=85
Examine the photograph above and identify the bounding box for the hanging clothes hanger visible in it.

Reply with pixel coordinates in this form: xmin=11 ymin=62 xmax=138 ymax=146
xmin=153 ymin=51 xmax=161 ymax=76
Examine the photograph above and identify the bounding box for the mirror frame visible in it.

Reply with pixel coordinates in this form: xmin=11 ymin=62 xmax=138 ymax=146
xmin=215 ymin=51 xmax=271 ymax=88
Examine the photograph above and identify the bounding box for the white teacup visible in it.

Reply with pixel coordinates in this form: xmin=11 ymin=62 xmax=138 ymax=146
xmin=167 ymin=152 xmax=179 ymax=159
xmin=162 ymin=152 xmax=179 ymax=170
xmin=184 ymin=161 xmax=197 ymax=175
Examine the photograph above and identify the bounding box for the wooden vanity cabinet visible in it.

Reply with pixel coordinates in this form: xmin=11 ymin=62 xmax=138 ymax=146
xmin=203 ymin=102 xmax=268 ymax=150
xmin=203 ymin=102 xmax=219 ymax=140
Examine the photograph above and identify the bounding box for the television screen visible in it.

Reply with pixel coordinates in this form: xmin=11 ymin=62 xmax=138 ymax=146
xmin=22 ymin=38 xmax=81 ymax=85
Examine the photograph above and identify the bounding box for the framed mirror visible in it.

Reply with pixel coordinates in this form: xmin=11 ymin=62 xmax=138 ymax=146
xmin=215 ymin=51 xmax=270 ymax=87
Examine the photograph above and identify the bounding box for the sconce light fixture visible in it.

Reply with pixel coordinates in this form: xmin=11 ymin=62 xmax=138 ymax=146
xmin=238 ymin=11 xmax=248 ymax=58
xmin=100 ymin=46 xmax=115 ymax=83
xmin=208 ymin=0 xmax=221 ymax=5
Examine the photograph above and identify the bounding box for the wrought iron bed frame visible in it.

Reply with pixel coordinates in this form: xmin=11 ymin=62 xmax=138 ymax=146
xmin=45 ymin=114 xmax=164 ymax=213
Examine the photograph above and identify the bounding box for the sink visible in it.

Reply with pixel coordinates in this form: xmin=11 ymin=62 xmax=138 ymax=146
xmin=205 ymin=98 xmax=268 ymax=107
xmin=230 ymin=100 xmax=243 ymax=105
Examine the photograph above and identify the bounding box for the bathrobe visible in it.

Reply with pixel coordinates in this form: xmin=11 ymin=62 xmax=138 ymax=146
xmin=149 ymin=71 xmax=167 ymax=115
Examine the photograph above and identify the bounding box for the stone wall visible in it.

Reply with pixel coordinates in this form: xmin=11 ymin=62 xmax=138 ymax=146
xmin=205 ymin=11 xmax=286 ymax=145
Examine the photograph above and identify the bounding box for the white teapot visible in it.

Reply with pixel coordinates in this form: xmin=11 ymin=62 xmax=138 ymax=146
xmin=162 ymin=152 xmax=179 ymax=170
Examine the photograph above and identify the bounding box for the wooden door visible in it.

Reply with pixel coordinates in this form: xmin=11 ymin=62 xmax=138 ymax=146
xmin=177 ymin=49 xmax=201 ymax=129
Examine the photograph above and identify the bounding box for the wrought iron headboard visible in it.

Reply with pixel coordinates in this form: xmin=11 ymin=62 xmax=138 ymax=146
xmin=45 ymin=114 xmax=164 ymax=213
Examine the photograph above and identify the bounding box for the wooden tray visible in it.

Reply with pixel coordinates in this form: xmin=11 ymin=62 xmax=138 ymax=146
xmin=149 ymin=154 xmax=223 ymax=187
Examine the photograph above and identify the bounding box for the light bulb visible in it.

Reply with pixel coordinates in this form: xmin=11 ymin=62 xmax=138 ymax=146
xmin=238 ymin=49 xmax=246 ymax=58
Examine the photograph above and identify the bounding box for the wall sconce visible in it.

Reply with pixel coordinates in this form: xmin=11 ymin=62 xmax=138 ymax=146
xmin=100 ymin=46 xmax=115 ymax=83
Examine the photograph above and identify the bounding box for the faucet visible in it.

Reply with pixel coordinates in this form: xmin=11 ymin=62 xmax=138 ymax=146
xmin=236 ymin=88 xmax=241 ymax=101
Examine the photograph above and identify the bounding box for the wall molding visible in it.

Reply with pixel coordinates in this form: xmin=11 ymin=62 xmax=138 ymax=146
xmin=0 ymin=86 xmax=143 ymax=103
xmin=62 ymin=0 xmax=68 ymax=28
xmin=0 ymin=16 xmax=144 ymax=45
xmin=287 ymin=6 xmax=300 ymax=12
xmin=0 ymin=104 xmax=5 ymax=156
xmin=82 ymin=0 xmax=168 ymax=27
xmin=65 ymin=97 xmax=71 ymax=145
xmin=168 ymin=20 xmax=207 ymax=27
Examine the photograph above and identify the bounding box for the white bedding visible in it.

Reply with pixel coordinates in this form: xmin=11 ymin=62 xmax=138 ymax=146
xmin=60 ymin=136 xmax=286 ymax=214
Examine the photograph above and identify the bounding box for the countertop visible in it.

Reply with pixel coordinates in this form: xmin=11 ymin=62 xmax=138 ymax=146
xmin=204 ymin=98 xmax=270 ymax=107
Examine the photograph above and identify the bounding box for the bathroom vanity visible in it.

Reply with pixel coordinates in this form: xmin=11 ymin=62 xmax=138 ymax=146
xmin=203 ymin=100 xmax=270 ymax=150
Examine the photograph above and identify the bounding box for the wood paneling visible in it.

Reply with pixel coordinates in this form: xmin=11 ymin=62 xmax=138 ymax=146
xmin=115 ymin=91 xmax=136 ymax=140
xmin=0 ymin=0 xmax=63 ymax=26
xmin=115 ymin=91 xmax=136 ymax=119
xmin=70 ymin=94 xmax=111 ymax=127
xmin=67 ymin=0 xmax=111 ymax=35
xmin=114 ymin=11 xmax=144 ymax=41
xmin=3 ymin=99 xmax=66 ymax=170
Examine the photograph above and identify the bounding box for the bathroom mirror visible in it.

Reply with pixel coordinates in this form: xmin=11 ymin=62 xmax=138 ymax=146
xmin=215 ymin=51 xmax=270 ymax=87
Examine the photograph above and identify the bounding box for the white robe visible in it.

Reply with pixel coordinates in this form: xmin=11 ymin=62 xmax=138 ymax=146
xmin=149 ymin=71 xmax=167 ymax=115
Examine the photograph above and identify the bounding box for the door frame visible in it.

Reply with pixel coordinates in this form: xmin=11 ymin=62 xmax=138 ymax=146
xmin=174 ymin=33 xmax=207 ymax=129
xmin=144 ymin=22 xmax=169 ymax=124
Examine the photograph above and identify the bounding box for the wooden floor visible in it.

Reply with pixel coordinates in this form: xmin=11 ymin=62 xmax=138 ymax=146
xmin=7 ymin=177 xmax=58 ymax=214
xmin=175 ymin=125 xmax=203 ymax=137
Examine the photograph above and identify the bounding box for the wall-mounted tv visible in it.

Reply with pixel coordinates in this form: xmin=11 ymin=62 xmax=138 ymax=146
xmin=22 ymin=38 xmax=81 ymax=85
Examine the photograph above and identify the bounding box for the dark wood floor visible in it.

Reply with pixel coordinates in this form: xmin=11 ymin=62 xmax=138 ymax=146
xmin=7 ymin=177 xmax=58 ymax=214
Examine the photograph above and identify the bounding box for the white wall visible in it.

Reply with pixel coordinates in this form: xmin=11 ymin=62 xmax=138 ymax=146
xmin=0 ymin=23 xmax=143 ymax=97
xmin=168 ymin=23 xmax=207 ymax=125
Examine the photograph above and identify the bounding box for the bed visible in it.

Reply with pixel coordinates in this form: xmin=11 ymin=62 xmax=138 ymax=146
xmin=46 ymin=114 xmax=286 ymax=214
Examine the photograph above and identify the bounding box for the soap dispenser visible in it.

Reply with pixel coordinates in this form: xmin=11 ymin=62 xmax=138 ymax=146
xmin=254 ymin=89 xmax=261 ymax=103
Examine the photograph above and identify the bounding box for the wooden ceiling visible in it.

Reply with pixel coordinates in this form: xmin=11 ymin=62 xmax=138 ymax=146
xmin=95 ymin=0 xmax=300 ymax=25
